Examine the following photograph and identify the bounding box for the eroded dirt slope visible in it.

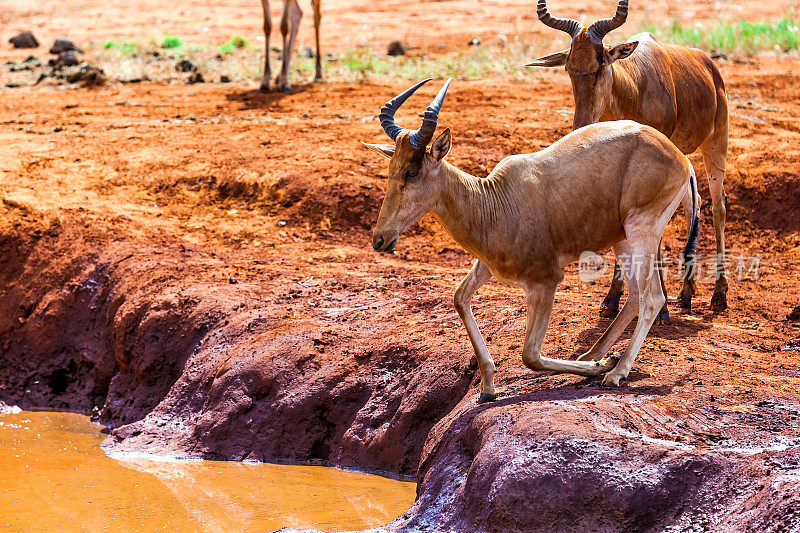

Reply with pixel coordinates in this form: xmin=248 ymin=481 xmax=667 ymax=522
xmin=1 ymin=60 xmax=799 ymax=530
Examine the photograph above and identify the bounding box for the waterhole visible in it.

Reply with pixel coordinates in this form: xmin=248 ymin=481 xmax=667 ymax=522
xmin=0 ymin=410 xmax=415 ymax=532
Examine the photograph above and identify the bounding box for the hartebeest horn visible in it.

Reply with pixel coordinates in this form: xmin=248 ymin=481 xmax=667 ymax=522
xmin=379 ymin=78 xmax=452 ymax=150
xmin=586 ymin=0 xmax=629 ymax=44
xmin=537 ymin=0 xmax=582 ymax=38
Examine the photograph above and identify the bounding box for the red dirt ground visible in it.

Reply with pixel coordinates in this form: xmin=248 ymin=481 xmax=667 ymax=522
xmin=1 ymin=1 xmax=800 ymax=531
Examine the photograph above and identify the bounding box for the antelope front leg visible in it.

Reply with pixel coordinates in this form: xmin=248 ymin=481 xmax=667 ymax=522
xmin=522 ymin=282 xmax=617 ymax=378
xmin=454 ymin=261 xmax=497 ymax=403
xmin=276 ymin=0 xmax=302 ymax=92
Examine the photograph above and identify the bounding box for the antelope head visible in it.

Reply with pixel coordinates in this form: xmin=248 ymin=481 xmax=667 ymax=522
xmin=526 ymin=0 xmax=638 ymax=129
xmin=362 ymin=78 xmax=453 ymax=253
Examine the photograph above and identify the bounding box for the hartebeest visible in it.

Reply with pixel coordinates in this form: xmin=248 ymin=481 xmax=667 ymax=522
xmin=363 ymin=79 xmax=699 ymax=397
xmin=527 ymin=0 xmax=729 ymax=318
xmin=259 ymin=0 xmax=322 ymax=92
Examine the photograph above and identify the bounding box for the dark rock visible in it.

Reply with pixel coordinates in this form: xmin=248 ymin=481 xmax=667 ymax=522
xmin=219 ymin=75 xmax=231 ymax=83
xmin=788 ymin=304 xmax=800 ymax=321
xmin=387 ymin=41 xmax=406 ymax=56
xmin=187 ymin=72 xmax=204 ymax=84
xmin=49 ymin=37 xmax=80 ymax=54
xmin=300 ymin=46 xmax=315 ymax=58
xmin=175 ymin=59 xmax=196 ymax=73
xmin=65 ymin=63 xmax=105 ymax=85
xmin=9 ymin=31 xmax=39 ymax=49
xmin=23 ymin=56 xmax=39 ymax=64
xmin=57 ymin=51 xmax=79 ymax=67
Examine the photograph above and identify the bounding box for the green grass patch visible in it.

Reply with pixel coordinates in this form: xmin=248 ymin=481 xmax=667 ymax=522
xmin=102 ymin=40 xmax=139 ymax=55
xmin=640 ymin=17 xmax=799 ymax=54
xmin=161 ymin=35 xmax=183 ymax=50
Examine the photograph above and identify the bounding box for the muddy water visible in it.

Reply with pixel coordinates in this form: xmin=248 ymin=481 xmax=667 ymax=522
xmin=0 ymin=410 xmax=415 ymax=532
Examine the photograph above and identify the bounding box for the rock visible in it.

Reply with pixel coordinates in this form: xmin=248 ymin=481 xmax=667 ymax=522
xmin=9 ymin=31 xmax=39 ymax=49
xmin=468 ymin=37 xmax=481 ymax=46
xmin=57 ymin=50 xmax=79 ymax=67
xmin=175 ymin=59 xmax=196 ymax=73
xmin=387 ymin=41 xmax=406 ymax=57
xmin=788 ymin=304 xmax=800 ymax=321
xmin=187 ymin=72 xmax=204 ymax=84
xmin=300 ymin=46 xmax=315 ymax=58
xmin=219 ymin=75 xmax=231 ymax=83
xmin=65 ymin=63 xmax=105 ymax=85
xmin=49 ymin=37 xmax=80 ymax=54
xmin=380 ymin=392 xmax=800 ymax=532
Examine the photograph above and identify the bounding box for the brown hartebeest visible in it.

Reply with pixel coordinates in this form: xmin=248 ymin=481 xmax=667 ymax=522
xmin=363 ymin=79 xmax=699 ymax=398
xmin=527 ymin=0 xmax=729 ymax=318
xmin=259 ymin=0 xmax=322 ymax=92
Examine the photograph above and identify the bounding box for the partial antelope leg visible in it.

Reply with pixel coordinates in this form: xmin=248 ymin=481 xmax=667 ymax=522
xmin=599 ymin=260 xmax=624 ymax=318
xmin=276 ymin=0 xmax=302 ymax=91
xmin=311 ymin=0 xmax=322 ymax=81
xmin=454 ymin=261 xmax=496 ymax=402
xmin=701 ymin=138 xmax=728 ymax=313
xmin=578 ymin=241 xmax=639 ymax=361
xmin=602 ymin=240 xmax=665 ymax=386
xmin=654 ymin=239 xmax=671 ymax=325
xmin=259 ymin=0 xmax=272 ymax=92
xmin=521 ymin=281 xmax=617 ymax=377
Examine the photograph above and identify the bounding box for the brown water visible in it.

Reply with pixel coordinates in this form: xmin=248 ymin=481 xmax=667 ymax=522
xmin=0 ymin=410 xmax=416 ymax=532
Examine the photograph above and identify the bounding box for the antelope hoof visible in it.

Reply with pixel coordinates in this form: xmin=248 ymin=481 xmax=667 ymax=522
xmin=601 ymin=372 xmax=624 ymax=387
xmin=654 ymin=308 xmax=671 ymax=326
xmin=710 ymin=292 xmax=728 ymax=313
xmin=275 ymin=76 xmax=291 ymax=92
xmin=479 ymin=393 xmax=497 ymax=404
xmin=677 ymin=292 xmax=693 ymax=311
xmin=258 ymin=79 xmax=272 ymax=92
xmin=600 ymin=302 xmax=619 ymax=318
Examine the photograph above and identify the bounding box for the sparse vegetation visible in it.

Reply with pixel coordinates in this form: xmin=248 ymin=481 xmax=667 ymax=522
xmin=161 ymin=35 xmax=183 ymax=50
xmin=220 ymin=35 xmax=250 ymax=54
xmin=53 ymin=16 xmax=798 ymax=87
xmin=640 ymin=17 xmax=799 ymax=55
xmin=102 ymin=40 xmax=139 ymax=56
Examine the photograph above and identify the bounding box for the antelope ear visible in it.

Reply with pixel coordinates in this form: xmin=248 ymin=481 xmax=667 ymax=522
xmin=524 ymin=49 xmax=569 ymax=68
xmin=360 ymin=141 xmax=395 ymax=159
xmin=431 ymin=128 xmax=452 ymax=162
xmin=608 ymin=41 xmax=638 ymax=63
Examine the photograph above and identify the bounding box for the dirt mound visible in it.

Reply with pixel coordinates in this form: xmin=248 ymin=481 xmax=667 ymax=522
xmin=0 ymin=203 xmax=473 ymax=474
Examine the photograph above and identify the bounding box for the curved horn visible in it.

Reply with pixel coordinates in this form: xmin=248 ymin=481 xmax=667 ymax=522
xmin=379 ymin=78 xmax=433 ymax=142
xmin=586 ymin=0 xmax=629 ymax=44
xmin=537 ymin=0 xmax=582 ymax=38
xmin=409 ymin=78 xmax=452 ymax=149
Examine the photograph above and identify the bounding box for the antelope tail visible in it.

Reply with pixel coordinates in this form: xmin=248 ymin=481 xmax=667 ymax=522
xmin=683 ymin=165 xmax=700 ymax=274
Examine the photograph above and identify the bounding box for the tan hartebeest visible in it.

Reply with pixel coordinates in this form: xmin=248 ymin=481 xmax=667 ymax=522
xmin=527 ymin=0 xmax=729 ymax=318
xmin=363 ymin=79 xmax=699 ymax=398
xmin=259 ymin=0 xmax=322 ymax=92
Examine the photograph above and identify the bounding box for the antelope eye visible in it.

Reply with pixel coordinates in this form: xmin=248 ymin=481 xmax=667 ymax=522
xmin=406 ymin=169 xmax=418 ymax=178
